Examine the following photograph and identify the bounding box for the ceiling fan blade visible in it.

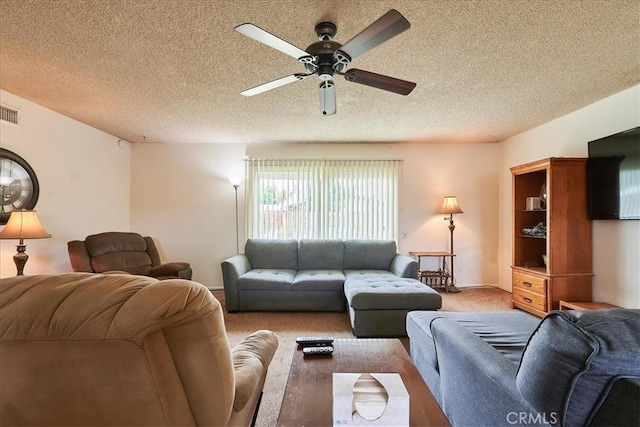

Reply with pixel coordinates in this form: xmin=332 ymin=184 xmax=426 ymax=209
xmin=241 ymin=73 xmax=309 ymax=97
xmin=319 ymin=80 xmax=336 ymax=116
xmin=235 ymin=23 xmax=309 ymax=60
xmin=337 ymin=9 xmax=410 ymax=62
xmin=344 ymin=69 xmax=416 ymax=95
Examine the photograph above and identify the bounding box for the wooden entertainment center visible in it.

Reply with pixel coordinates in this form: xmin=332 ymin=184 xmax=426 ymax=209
xmin=511 ymin=158 xmax=593 ymax=317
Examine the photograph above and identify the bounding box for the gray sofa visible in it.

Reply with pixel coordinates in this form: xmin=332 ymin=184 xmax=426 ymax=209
xmin=221 ymin=239 xmax=419 ymax=313
xmin=407 ymin=309 xmax=640 ymax=427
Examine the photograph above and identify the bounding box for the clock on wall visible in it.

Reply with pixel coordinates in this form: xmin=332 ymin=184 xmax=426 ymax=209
xmin=0 ymin=148 xmax=40 ymax=225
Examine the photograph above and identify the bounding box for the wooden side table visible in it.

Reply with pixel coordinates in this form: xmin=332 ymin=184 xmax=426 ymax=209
xmin=409 ymin=251 xmax=459 ymax=293
xmin=559 ymin=300 xmax=619 ymax=310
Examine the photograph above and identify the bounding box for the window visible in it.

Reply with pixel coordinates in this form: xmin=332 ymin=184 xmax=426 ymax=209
xmin=245 ymin=159 xmax=400 ymax=240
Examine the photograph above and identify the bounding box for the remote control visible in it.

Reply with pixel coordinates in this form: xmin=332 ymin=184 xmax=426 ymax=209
xmin=303 ymin=346 xmax=333 ymax=356
xmin=296 ymin=336 xmax=334 ymax=346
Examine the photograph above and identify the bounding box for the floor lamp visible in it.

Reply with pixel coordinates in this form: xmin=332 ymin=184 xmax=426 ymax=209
xmin=440 ymin=196 xmax=463 ymax=291
xmin=229 ymin=177 xmax=243 ymax=254
xmin=0 ymin=210 xmax=51 ymax=275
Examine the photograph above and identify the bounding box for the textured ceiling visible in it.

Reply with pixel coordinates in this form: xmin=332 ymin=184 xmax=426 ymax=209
xmin=1 ymin=0 xmax=638 ymax=144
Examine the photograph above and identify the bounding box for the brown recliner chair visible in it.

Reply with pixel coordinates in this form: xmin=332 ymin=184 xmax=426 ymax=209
xmin=68 ymin=231 xmax=192 ymax=280
xmin=0 ymin=273 xmax=279 ymax=426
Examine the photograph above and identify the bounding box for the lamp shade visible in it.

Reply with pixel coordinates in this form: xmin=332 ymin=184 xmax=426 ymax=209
xmin=440 ymin=196 xmax=463 ymax=215
xmin=0 ymin=210 xmax=51 ymax=241
xmin=228 ymin=176 xmax=244 ymax=187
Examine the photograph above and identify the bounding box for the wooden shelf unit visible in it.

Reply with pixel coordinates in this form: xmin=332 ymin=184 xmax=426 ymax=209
xmin=511 ymin=158 xmax=593 ymax=317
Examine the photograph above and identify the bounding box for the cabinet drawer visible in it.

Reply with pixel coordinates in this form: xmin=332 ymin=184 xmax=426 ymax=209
xmin=512 ymin=286 xmax=546 ymax=312
xmin=513 ymin=271 xmax=547 ymax=295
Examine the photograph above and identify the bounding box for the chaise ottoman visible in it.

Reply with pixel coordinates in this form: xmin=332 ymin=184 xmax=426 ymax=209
xmin=344 ymin=277 xmax=442 ymax=337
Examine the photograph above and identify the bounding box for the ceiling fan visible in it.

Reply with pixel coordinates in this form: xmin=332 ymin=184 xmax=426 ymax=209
xmin=235 ymin=9 xmax=416 ymax=116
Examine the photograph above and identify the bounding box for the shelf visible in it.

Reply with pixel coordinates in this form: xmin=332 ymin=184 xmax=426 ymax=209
xmin=513 ymin=265 xmax=546 ymax=273
xmin=519 ymin=234 xmax=546 ymax=239
xmin=522 ymin=209 xmax=546 ymax=212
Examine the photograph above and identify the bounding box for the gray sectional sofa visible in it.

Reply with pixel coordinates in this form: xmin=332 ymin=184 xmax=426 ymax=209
xmin=221 ymin=239 xmax=421 ymax=313
xmin=407 ymin=309 xmax=640 ymax=427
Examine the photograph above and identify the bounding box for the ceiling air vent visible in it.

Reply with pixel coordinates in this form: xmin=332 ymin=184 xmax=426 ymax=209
xmin=0 ymin=105 xmax=19 ymax=125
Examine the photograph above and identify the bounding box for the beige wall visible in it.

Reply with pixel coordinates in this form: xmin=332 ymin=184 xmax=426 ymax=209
xmin=3 ymin=83 xmax=638 ymax=309
xmin=0 ymin=90 xmax=131 ymax=277
xmin=498 ymin=85 xmax=640 ymax=308
xmin=131 ymin=142 xmax=500 ymax=288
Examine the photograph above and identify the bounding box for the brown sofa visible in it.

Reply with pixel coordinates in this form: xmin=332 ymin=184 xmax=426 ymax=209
xmin=68 ymin=231 xmax=192 ymax=280
xmin=0 ymin=273 xmax=279 ymax=426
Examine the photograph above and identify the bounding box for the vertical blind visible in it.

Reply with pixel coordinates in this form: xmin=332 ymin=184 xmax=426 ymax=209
xmin=245 ymin=159 xmax=400 ymax=240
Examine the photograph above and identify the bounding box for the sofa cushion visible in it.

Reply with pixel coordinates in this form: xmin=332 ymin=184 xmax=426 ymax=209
xmin=245 ymin=239 xmax=298 ymax=270
xmin=237 ymin=269 xmax=296 ymax=291
xmin=589 ymin=377 xmax=640 ymax=427
xmin=343 ymin=270 xmax=399 ymax=280
xmin=343 ymin=240 xmax=396 ymax=270
xmin=298 ymin=239 xmax=344 ymax=270
xmin=90 ymin=253 xmax=152 ymax=276
xmin=292 ymin=270 xmax=346 ymax=291
xmin=516 ymin=309 xmax=640 ymax=427
xmin=85 ymin=232 xmax=147 ymax=256
xmin=85 ymin=232 xmax=153 ymax=275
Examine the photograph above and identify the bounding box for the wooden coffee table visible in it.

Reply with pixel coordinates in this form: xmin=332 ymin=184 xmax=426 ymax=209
xmin=277 ymin=338 xmax=450 ymax=426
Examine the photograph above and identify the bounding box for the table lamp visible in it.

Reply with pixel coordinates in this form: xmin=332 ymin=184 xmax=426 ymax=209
xmin=0 ymin=210 xmax=51 ymax=275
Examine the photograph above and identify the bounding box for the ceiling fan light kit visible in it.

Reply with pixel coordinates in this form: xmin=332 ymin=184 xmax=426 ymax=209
xmin=319 ymin=80 xmax=336 ymax=116
xmin=235 ymin=9 xmax=416 ymax=116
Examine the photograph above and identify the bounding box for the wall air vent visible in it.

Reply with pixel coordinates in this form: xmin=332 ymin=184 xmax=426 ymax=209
xmin=0 ymin=105 xmax=19 ymax=125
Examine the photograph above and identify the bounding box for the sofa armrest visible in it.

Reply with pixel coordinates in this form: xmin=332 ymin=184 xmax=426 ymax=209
xmin=389 ymin=253 xmax=418 ymax=278
xmin=67 ymin=240 xmax=94 ymax=272
xmin=221 ymin=254 xmax=251 ymax=312
xmin=149 ymin=262 xmax=192 ymax=280
xmin=231 ymin=330 xmax=279 ymax=413
xmin=431 ymin=319 xmax=541 ymax=426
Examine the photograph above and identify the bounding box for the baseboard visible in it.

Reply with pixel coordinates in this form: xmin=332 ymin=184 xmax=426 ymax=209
xmin=455 ymin=284 xmax=500 ymax=289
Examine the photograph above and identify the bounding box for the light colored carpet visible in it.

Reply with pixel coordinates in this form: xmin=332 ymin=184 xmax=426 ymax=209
xmin=440 ymin=285 xmax=513 ymax=312
xmin=215 ymin=285 xmax=513 ymax=427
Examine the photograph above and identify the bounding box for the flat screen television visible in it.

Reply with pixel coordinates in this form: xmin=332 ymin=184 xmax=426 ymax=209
xmin=587 ymin=127 xmax=640 ymax=220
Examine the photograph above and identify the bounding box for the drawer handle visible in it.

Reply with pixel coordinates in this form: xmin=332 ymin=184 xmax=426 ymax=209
xmin=522 ymin=281 xmax=532 ymax=287
xmin=523 ymin=297 xmax=533 ymax=303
